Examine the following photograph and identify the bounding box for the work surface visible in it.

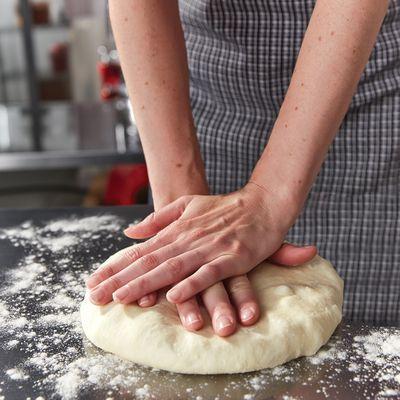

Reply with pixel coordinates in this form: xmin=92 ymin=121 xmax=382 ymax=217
xmin=0 ymin=206 xmax=399 ymax=400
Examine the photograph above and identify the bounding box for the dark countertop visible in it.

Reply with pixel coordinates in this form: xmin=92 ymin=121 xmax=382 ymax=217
xmin=0 ymin=206 xmax=399 ymax=400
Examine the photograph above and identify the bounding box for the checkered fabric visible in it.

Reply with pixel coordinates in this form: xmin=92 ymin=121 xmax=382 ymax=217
xmin=179 ymin=0 xmax=400 ymax=326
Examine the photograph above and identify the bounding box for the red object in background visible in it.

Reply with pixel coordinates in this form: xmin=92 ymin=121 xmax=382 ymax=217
xmin=51 ymin=43 xmax=69 ymax=73
xmin=16 ymin=1 xmax=49 ymax=26
xmin=32 ymin=2 xmax=50 ymax=25
xmin=104 ymin=164 xmax=149 ymax=206
xmin=98 ymin=61 xmax=122 ymax=100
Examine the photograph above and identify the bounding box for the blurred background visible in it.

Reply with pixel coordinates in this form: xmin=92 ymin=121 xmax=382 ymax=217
xmin=0 ymin=0 xmax=148 ymax=208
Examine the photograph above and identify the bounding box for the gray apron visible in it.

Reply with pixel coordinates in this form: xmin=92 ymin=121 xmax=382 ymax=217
xmin=179 ymin=0 xmax=400 ymax=325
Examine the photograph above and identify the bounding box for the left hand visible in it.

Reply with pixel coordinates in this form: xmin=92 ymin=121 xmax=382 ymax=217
xmin=86 ymin=182 xmax=298 ymax=306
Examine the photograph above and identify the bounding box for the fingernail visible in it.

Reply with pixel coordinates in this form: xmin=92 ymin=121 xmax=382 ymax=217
xmin=241 ymin=307 xmax=255 ymax=322
xmin=114 ymin=286 xmax=129 ymax=302
xmin=167 ymin=289 xmax=179 ymax=303
xmin=90 ymin=287 xmax=104 ymax=303
xmin=138 ymin=295 xmax=151 ymax=306
xmin=186 ymin=313 xmax=201 ymax=326
xmin=124 ymin=226 xmax=135 ymax=235
xmin=216 ymin=315 xmax=233 ymax=331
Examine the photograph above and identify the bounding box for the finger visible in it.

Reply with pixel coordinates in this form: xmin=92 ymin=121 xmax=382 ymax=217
xmin=176 ymin=297 xmax=204 ymax=331
xmin=89 ymin=240 xmax=184 ymax=305
xmin=86 ymin=231 xmax=171 ymax=290
xmin=268 ymin=243 xmax=317 ymax=266
xmin=201 ymin=283 xmax=237 ymax=337
xmin=226 ymin=275 xmax=260 ymax=326
xmin=167 ymin=254 xmax=239 ymax=304
xmin=138 ymin=292 xmax=157 ymax=307
xmin=124 ymin=195 xmax=193 ymax=239
xmin=112 ymin=247 xmax=208 ymax=304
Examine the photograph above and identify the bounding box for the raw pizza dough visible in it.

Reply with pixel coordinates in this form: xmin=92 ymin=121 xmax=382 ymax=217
xmin=80 ymin=255 xmax=343 ymax=374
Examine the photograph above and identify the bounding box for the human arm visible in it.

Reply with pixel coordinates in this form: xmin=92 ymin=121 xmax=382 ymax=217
xmin=250 ymin=0 xmax=390 ymax=219
xmin=98 ymin=0 xmax=316 ymax=337
xmin=87 ymin=0 xmax=387 ymax=312
xmin=108 ymin=0 xmax=207 ymax=209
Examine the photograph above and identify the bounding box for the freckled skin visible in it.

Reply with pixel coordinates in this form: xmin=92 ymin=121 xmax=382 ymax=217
xmin=176 ymin=163 xmax=182 ymax=168
xmin=294 ymin=106 xmax=298 ymax=111
xmin=108 ymin=0 xmax=389 ymax=336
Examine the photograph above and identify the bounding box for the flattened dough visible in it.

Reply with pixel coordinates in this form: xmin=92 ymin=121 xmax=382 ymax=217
xmin=80 ymin=255 xmax=343 ymax=374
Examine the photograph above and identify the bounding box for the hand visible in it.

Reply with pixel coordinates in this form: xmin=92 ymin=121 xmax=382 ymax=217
xmin=86 ymin=182 xmax=302 ymax=307
xmin=130 ymin=243 xmax=317 ymax=337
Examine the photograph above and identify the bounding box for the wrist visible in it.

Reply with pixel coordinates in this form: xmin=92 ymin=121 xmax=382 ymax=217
xmin=243 ymin=180 xmax=301 ymax=233
xmin=152 ymin=166 xmax=209 ymax=210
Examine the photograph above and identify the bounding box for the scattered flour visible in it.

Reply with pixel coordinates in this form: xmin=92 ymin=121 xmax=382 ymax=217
xmin=44 ymin=215 xmax=123 ymax=233
xmin=0 ymin=301 xmax=10 ymax=320
xmin=42 ymin=292 xmax=76 ymax=310
xmin=307 ymin=344 xmax=347 ymax=365
xmin=0 ymin=214 xmax=124 ymax=254
xmin=0 ymin=214 xmax=399 ymax=400
xmin=6 ymin=368 xmax=29 ymax=381
xmin=4 ymin=259 xmax=47 ymax=294
xmin=41 ymin=234 xmax=79 ymax=252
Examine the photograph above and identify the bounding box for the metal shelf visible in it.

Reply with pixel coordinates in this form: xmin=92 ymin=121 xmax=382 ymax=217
xmin=0 ymin=149 xmax=145 ymax=171
xmin=1 ymin=71 xmax=69 ymax=81
xmin=0 ymin=23 xmax=70 ymax=34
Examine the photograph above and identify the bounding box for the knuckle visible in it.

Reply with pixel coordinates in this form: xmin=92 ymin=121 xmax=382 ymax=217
xmin=166 ymin=257 xmax=184 ymax=279
xmin=135 ymin=277 xmax=150 ymax=293
xmin=190 ymin=227 xmax=207 ymax=240
xmin=124 ymin=245 xmax=142 ymax=261
xmin=228 ymin=278 xmax=250 ymax=294
xmin=148 ymin=212 xmax=161 ymax=230
xmin=140 ymin=253 xmax=159 ymax=270
xmin=174 ymin=219 xmax=187 ymax=233
xmin=233 ymin=197 xmax=245 ymax=208
xmin=219 ymin=215 xmax=230 ymax=226
xmin=230 ymin=240 xmax=247 ymax=255
xmin=184 ymin=276 xmax=200 ymax=294
xmin=147 ymin=211 xmax=156 ymax=223
xmin=203 ymin=263 xmax=223 ymax=281
xmin=106 ymin=275 xmax=122 ymax=291
xmin=213 ymin=234 xmax=230 ymax=248
xmin=178 ymin=195 xmax=193 ymax=209
xmin=97 ymin=266 xmax=113 ymax=280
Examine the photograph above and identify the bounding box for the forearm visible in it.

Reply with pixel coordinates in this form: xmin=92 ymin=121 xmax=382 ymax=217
xmin=109 ymin=0 xmax=208 ymax=209
xmin=251 ymin=0 xmax=389 ymax=226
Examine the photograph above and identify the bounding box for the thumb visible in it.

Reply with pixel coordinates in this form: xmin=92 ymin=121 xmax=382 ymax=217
xmin=267 ymin=243 xmax=317 ymax=267
xmin=124 ymin=195 xmax=193 ymax=239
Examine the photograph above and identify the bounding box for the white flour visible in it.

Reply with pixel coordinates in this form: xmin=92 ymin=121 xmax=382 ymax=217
xmin=0 ymin=214 xmax=399 ymax=400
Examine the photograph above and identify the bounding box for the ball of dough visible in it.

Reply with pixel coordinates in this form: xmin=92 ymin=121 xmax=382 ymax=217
xmin=80 ymin=255 xmax=343 ymax=374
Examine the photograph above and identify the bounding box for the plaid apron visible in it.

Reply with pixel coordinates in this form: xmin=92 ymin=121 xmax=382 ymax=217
xmin=179 ymin=0 xmax=400 ymax=326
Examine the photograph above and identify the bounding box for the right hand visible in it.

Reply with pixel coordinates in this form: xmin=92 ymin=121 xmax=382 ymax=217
xmin=133 ymin=242 xmax=317 ymax=337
